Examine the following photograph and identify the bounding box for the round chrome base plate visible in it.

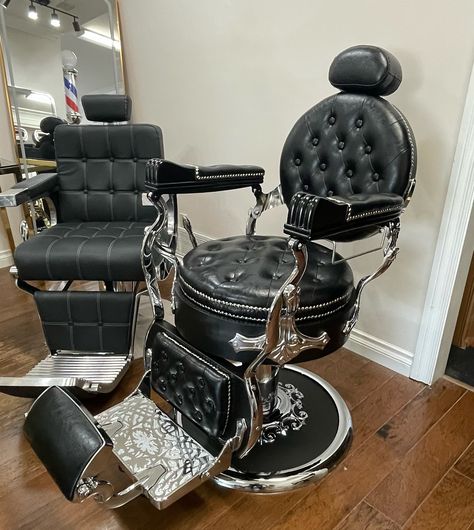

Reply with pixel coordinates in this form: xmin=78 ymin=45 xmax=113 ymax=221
xmin=213 ymin=365 xmax=352 ymax=493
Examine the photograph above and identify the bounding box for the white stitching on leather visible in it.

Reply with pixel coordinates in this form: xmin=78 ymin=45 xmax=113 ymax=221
xmin=162 ymin=332 xmax=231 ymax=436
xmin=179 ymin=287 xmax=349 ymax=323
xmin=194 ymin=165 xmax=264 ymax=180
xmin=179 ymin=276 xmax=349 ymax=312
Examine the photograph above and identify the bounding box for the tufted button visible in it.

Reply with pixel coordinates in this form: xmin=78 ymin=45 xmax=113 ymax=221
xmin=365 ymin=145 xmax=372 ymax=153
xmin=356 ymin=119 xmax=363 ymax=128
xmin=160 ymin=350 xmax=168 ymax=361
xmin=346 ymin=169 xmax=353 ymax=178
xmin=159 ymin=381 xmax=167 ymax=392
xmin=193 ymin=410 xmax=203 ymax=422
xmin=372 ymin=172 xmax=380 ymax=181
xmin=338 ymin=141 xmax=345 ymax=150
xmin=312 ymin=137 xmax=319 ymax=146
xmin=176 ymin=394 xmax=183 ymax=405
xmin=303 ymin=184 xmax=309 ymax=191
xmin=169 ymin=371 xmax=177 ymax=382
xmin=205 ymin=399 xmax=215 ymax=412
xmin=327 ymin=190 xmax=334 ymax=197
xmin=294 ymin=158 xmax=301 ymax=166
xmin=177 ymin=362 xmax=184 ymax=373
xmin=198 ymin=377 xmax=205 ymax=388
xmin=109 ymin=157 xmax=114 ymax=162
xmin=320 ymin=163 xmax=327 ymax=171
xmin=328 ymin=116 xmax=336 ymax=125
xmin=188 ymin=386 xmax=196 ymax=396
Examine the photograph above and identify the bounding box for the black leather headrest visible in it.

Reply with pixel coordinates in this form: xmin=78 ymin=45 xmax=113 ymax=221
xmin=329 ymin=45 xmax=402 ymax=96
xmin=40 ymin=116 xmax=66 ymax=134
xmin=82 ymin=94 xmax=132 ymax=122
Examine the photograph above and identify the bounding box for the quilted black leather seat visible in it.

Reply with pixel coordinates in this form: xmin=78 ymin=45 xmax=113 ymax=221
xmin=15 ymin=221 xmax=149 ymax=281
xmin=175 ymin=235 xmax=354 ymax=361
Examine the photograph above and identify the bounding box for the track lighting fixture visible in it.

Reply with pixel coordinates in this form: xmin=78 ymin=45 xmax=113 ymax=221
xmin=72 ymin=17 xmax=81 ymax=32
xmin=50 ymin=9 xmax=60 ymax=27
xmin=28 ymin=1 xmax=38 ymax=20
xmin=0 ymin=0 xmax=11 ymax=9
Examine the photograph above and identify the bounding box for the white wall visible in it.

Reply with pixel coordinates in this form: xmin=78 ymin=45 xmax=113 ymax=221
xmin=101 ymin=2 xmax=474 ymax=368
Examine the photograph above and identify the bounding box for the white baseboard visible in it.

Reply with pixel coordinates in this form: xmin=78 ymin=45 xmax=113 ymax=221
xmin=177 ymin=225 xmax=414 ymax=377
xmin=346 ymin=329 xmax=414 ymax=377
xmin=0 ymin=249 xmax=13 ymax=269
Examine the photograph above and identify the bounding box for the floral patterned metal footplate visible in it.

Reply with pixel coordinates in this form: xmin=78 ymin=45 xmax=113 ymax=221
xmin=96 ymin=393 xmax=215 ymax=507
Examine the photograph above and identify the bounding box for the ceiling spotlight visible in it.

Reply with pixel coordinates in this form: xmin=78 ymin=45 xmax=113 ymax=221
xmin=50 ymin=9 xmax=60 ymax=27
xmin=0 ymin=0 xmax=11 ymax=8
xmin=72 ymin=17 xmax=81 ymax=32
xmin=28 ymin=1 xmax=38 ymax=20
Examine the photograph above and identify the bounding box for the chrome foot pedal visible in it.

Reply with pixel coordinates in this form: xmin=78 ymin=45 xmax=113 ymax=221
xmin=25 ymin=374 xmax=242 ymax=510
xmin=0 ymin=352 xmax=132 ymax=398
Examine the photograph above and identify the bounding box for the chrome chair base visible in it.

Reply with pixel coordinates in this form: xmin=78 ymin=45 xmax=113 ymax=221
xmin=213 ymin=365 xmax=352 ymax=493
xmin=0 ymin=352 xmax=132 ymax=398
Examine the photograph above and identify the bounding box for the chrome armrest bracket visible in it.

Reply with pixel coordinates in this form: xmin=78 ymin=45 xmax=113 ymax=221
xmin=142 ymin=193 xmax=179 ymax=319
xmin=246 ymin=184 xmax=284 ymax=236
xmin=343 ymin=220 xmax=400 ymax=335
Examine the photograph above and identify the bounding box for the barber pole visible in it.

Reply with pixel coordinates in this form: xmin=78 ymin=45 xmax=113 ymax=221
xmin=61 ymin=50 xmax=81 ymax=124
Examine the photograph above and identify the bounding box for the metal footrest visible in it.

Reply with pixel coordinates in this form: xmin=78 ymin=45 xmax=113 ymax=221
xmin=0 ymin=352 xmax=132 ymax=398
xmin=24 ymin=374 xmax=240 ymax=510
xmin=97 ymin=392 xmax=231 ymax=509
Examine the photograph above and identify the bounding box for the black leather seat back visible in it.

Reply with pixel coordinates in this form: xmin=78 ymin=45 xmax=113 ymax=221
xmin=54 ymin=123 xmax=163 ymax=223
xmin=279 ymin=46 xmax=416 ymax=208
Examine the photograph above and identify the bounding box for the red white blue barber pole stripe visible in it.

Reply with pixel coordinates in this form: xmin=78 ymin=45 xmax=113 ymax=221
xmin=64 ymin=76 xmax=79 ymax=118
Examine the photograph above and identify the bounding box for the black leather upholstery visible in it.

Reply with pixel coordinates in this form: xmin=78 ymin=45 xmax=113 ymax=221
xmin=150 ymin=327 xmax=232 ymax=439
xmin=24 ymin=386 xmax=110 ymax=501
xmin=174 ymin=235 xmax=354 ymax=362
xmin=82 ymin=94 xmax=132 ymax=123
xmin=329 ymin=45 xmax=402 ymax=96
xmin=284 ymin=191 xmax=404 ymax=241
xmin=145 ymin=158 xmax=264 ymax=194
xmin=279 ymin=92 xmax=416 ymax=213
xmin=54 ymin=123 xmax=162 ymax=223
xmin=15 ymin=221 xmax=148 ymax=281
xmin=147 ymin=321 xmax=254 ymax=444
xmin=34 ymin=291 xmax=135 ymax=352
xmin=0 ymin=172 xmax=58 ymax=206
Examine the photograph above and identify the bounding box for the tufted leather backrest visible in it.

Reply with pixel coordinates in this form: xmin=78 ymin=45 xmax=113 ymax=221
xmin=54 ymin=123 xmax=164 ymax=223
xmin=279 ymin=46 xmax=416 ymax=208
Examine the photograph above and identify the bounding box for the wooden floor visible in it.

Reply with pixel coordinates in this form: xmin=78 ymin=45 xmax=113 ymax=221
xmin=0 ymin=268 xmax=473 ymax=530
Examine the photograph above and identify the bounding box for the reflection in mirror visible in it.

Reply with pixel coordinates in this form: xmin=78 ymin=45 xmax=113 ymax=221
xmin=0 ymin=0 xmax=124 ymax=164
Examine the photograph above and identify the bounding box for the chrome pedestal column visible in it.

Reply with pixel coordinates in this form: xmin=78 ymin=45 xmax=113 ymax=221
xmin=214 ymin=365 xmax=352 ymax=493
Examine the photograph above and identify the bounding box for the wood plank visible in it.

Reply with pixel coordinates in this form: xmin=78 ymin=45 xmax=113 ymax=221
xmin=350 ymin=374 xmax=424 ymax=451
xmin=455 ymin=440 xmax=474 ymax=481
xmin=403 ymin=469 xmax=474 ymax=530
xmin=336 ymin=501 xmax=400 ymax=530
xmin=367 ymin=391 xmax=474 ymax=526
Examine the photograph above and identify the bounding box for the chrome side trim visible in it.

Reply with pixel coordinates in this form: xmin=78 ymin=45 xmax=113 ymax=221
xmin=246 ymin=184 xmax=284 ymax=235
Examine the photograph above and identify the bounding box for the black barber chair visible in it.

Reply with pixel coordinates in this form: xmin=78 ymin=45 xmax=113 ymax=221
xmin=24 ymin=46 xmax=416 ymax=508
xmin=0 ymin=94 xmax=170 ymax=397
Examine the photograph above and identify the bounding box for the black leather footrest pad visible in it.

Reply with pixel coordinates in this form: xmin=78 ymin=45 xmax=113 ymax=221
xmin=34 ymin=291 xmax=135 ymax=352
xmin=150 ymin=328 xmax=233 ymax=440
xmin=24 ymin=386 xmax=108 ymax=501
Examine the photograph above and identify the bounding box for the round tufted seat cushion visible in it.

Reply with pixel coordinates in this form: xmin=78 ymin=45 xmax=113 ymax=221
xmin=174 ymin=235 xmax=355 ymax=363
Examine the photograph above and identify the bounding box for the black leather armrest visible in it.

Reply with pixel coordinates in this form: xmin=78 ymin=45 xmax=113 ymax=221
xmin=0 ymin=172 xmax=58 ymax=207
xmin=145 ymin=158 xmax=264 ymax=194
xmin=284 ymin=192 xmax=404 ymax=241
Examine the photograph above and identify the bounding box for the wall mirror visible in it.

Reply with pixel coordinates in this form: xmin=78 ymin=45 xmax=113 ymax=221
xmin=0 ymin=0 xmax=125 ymax=246
xmin=0 ymin=0 xmax=125 ymax=167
